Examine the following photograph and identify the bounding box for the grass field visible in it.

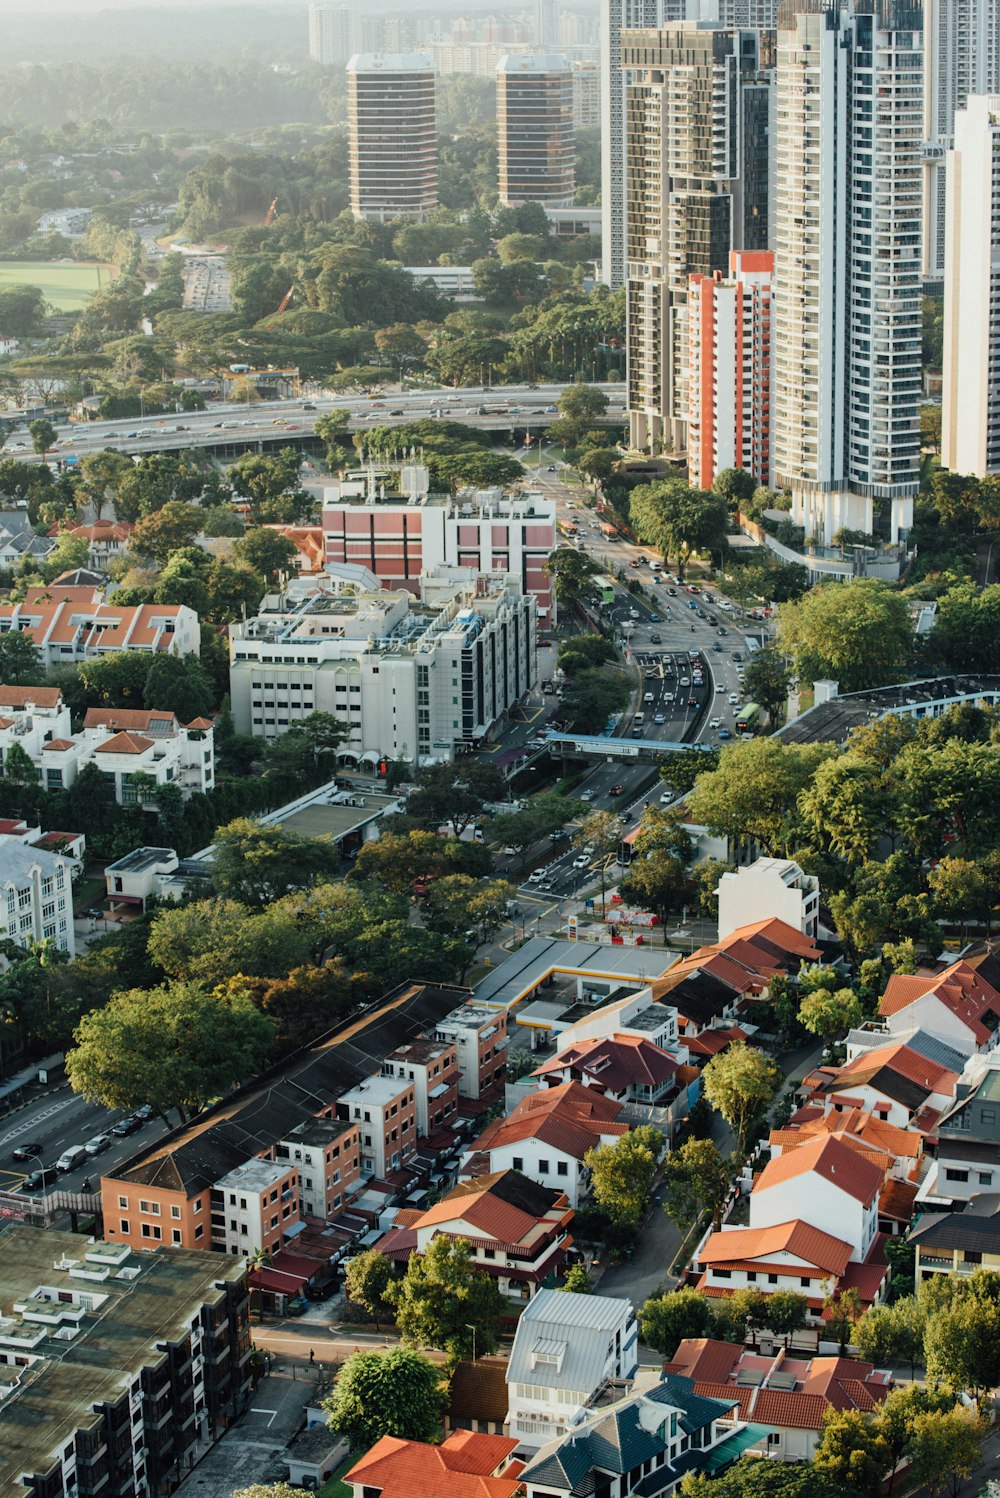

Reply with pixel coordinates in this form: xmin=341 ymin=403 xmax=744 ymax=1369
xmin=0 ymin=260 xmax=113 ymax=311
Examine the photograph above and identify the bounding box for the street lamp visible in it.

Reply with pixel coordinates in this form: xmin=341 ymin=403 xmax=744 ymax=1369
xmin=466 ymin=1323 xmax=478 ymax=1362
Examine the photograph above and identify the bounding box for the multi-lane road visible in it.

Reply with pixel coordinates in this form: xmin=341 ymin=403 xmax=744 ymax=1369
xmin=0 ymin=1085 xmax=167 ymax=1199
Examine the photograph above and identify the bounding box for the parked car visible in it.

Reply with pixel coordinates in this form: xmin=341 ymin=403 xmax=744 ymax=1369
xmin=134 ymin=1104 xmax=155 ymax=1122
xmin=112 ymin=1116 xmax=141 ymax=1138
xmin=56 ymin=1145 xmax=88 ymax=1173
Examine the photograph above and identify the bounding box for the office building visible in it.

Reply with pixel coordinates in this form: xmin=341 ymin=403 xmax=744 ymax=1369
xmin=347 ymin=54 xmax=438 ymax=221
xmin=229 ymin=567 xmax=537 ymax=762
xmin=772 ymin=0 xmax=923 ymax=546
xmin=687 ymin=249 xmax=774 ymax=489
xmin=942 ymin=95 xmax=1000 ymax=476
xmin=600 ymin=0 xmax=671 ymax=290
xmin=322 ymin=477 xmax=558 ymax=620
xmin=0 ymin=1227 xmax=251 ymax=1498
xmin=497 ymin=53 xmax=576 ymax=207
xmin=624 ymin=25 xmax=772 ymax=454
xmin=923 ymin=0 xmax=1000 ymax=282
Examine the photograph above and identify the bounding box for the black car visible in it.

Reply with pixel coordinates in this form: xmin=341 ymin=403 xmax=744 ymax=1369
xmin=649 ymin=633 xmax=662 ymax=643
xmin=12 ymin=1140 xmax=43 ymax=1163
xmin=19 ymin=1168 xmax=57 ymax=1193
xmin=112 ymin=1116 xmax=141 ymax=1137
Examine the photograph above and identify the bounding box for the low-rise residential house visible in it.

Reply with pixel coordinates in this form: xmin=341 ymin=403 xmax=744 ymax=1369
xmin=57 ymin=521 xmax=134 ymax=568
xmin=382 ymin=1038 xmax=460 ymax=1138
xmin=344 ymin=1431 xmax=524 ymax=1498
xmin=459 ymin=1082 xmax=630 ymax=1208
xmin=0 ymin=816 xmax=85 ymax=863
xmin=911 ymin=1204 xmax=1000 ymax=1282
xmin=0 ymin=589 xmax=199 ymax=666
xmin=918 ymin=1050 xmax=1000 ymax=1206
xmin=877 ymin=959 xmax=1000 ymax=1056
xmin=19 ymin=708 xmax=216 ymax=802
xmin=530 ymin=1033 xmax=681 ymax=1107
xmin=506 ymin=1288 xmax=638 ymax=1451
xmin=664 ymin=1340 xmax=891 ymax=1461
xmin=433 ymin=1002 xmax=510 ymax=1101
xmin=716 ymin=859 xmax=820 ymax=942
xmin=444 ymin=1358 xmax=511 ymax=1436
xmin=209 ymin=1158 xmax=301 ymax=1258
xmin=275 ymin=1117 xmax=362 ymax=1220
xmin=519 ymin=1369 xmax=766 ymax=1498
xmin=375 ymin=1170 xmax=574 ymax=1299
xmin=0 ymin=832 xmax=76 ymax=959
xmin=768 ymin=1107 xmax=922 ymax=1233
xmin=0 ymin=511 xmax=54 ymax=570
xmin=337 ymin=1074 xmax=418 ymax=1181
xmin=803 ymin=1039 xmax=961 ymax=1134
xmin=104 ymin=845 xmax=211 ymax=909
xmin=749 ymin=1136 xmax=883 ymax=1263
xmin=555 ymin=992 xmax=681 ymax=1055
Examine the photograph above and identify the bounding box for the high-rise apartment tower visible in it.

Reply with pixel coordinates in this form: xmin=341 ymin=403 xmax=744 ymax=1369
xmin=772 ymin=0 xmax=923 ymax=546
xmin=942 ymin=95 xmax=1000 ymax=475
xmin=347 ymin=54 xmax=438 ymax=221
xmin=497 ymin=53 xmax=576 ymax=207
xmin=623 ymin=25 xmax=772 ymax=453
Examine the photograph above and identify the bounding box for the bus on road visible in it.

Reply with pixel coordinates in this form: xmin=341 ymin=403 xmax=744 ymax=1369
xmin=595 ymin=575 xmax=616 ymax=605
xmin=735 ymin=702 xmax=762 ymax=735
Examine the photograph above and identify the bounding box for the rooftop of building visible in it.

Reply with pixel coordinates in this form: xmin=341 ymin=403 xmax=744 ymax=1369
xmin=0 ymin=1227 xmax=246 ymax=1497
xmin=347 ymin=51 xmax=436 ymax=72
xmin=340 ymin=1073 xmax=414 ymax=1107
xmin=344 ymin=1431 xmax=523 ymax=1498
xmin=215 ymin=1157 xmax=292 ymax=1193
xmin=508 ymin=1288 xmax=634 ymax=1393
xmin=776 ymin=675 xmax=1000 ymax=746
xmin=104 ymin=846 xmax=177 ymax=875
xmin=472 ymin=935 xmax=678 ymax=1013
xmin=280 ymin=1116 xmax=357 ymax=1148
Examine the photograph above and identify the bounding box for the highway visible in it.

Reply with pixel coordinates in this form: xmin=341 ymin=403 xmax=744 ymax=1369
xmin=5 ymin=383 xmax=627 ymax=464
xmin=0 ymin=1083 xmax=168 ymax=1199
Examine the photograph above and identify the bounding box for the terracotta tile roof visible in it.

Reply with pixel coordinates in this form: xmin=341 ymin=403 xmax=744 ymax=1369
xmin=685 ymin=1027 xmax=745 ymax=1057
xmin=879 ymin=974 xmax=939 ymax=1015
xmin=697 ymin=1219 xmax=853 ymax=1277
xmin=663 ymin=1339 xmax=742 ymax=1384
xmin=83 ymin=708 xmax=176 ymax=732
xmin=0 ymin=684 xmax=61 ymax=708
xmin=667 ymin=1343 xmax=891 ymax=1431
xmin=414 ymin=1169 xmax=568 ymax=1248
xmin=879 ymin=960 xmax=1000 ymax=1043
xmin=41 ymin=738 xmax=75 ymax=752
xmin=185 ymin=716 xmax=213 ymax=729
xmin=754 ymin=1134 xmax=885 ymax=1207
xmin=838 ymin=1236 xmax=889 ymax=1308
xmin=344 ymin=1431 xmax=524 ymax=1498
xmin=531 ymin=1032 xmax=680 ymax=1092
xmin=878 ymin=1178 xmax=918 ymax=1222
xmin=94 ymin=731 xmax=156 ymax=755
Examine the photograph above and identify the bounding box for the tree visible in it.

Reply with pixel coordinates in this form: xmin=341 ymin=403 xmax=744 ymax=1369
xmin=740 ymin=647 xmax=792 ymax=725
xmin=798 ymin=753 xmax=895 ymax=865
xmin=322 ymin=1348 xmax=447 ymax=1450
xmin=871 ymin=1384 xmax=954 ymax=1496
xmin=924 ymin=1293 xmax=1000 ymax=1398
xmin=629 ymin=479 xmax=729 ymax=572
xmin=210 ymin=818 xmax=342 ymax=907
xmin=0 ymin=631 xmax=42 ymax=686
xmin=558 ymin=382 xmax=609 ymax=426
xmin=343 ymin=1249 xmax=398 ymax=1331
xmin=584 ymin=1125 xmax=664 ymax=1231
xmin=777 ymin=578 xmax=914 ymax=691
xmin=661 ymin=1138 xmax=731 ymax=1232
xmin=404 ymin=759 xmax=505 ymax=836
xmin=29 ymin=418 xmax=56 ymax=454
xmin=487 ymin=793 xmax=581 ymax=863
xmin=686 ymin=738 xmax=832 ymax=856
xmin=639 ymin=1289 xmax=714 ymax=1355
xmin=129 ymin=500 xmax=203 ymax=564
xmin=927 ymin=856 xmax=992 ymax=940
xmin=680 ymin=1457 xmax=847 ymax=1498
xmin=854 ymin=1297 xmax=925 ymax=1377
xmin=557 ymin=633 xmax=616 ymax=675
xmin=823 ymin=1286 xmax=864 ymax=1355
xmin=77 ymin=448 xmax=133 ymax=520
xmin=577 ymin=447 xmax=619 ymax=485
xmin=767 ymin=1290 xmax=810 ymax=1349
xmin=353 ymin=828 xmax=491 ymax=894
xmin=712 ymin=468 xmax=757 ymax=508
xmin=424 ymin=876 xmax=516 ymax=967
xmin=813 ymin=1408 xmax=891 ymax=1498
xmin=908 ymin=1408 xmax=985 ymax=1498
xmin=560 ymin=1264 xmax=593 ymax=1294
xmin=66 ymin=981 xmax=275 ymax=1124
xmin=142 ymin=653 xmax=215 ymax=721
xmin=544 ymin=546 xmax=600 ymax=610
xmin=387 ymin=1235 xmax=505 ymax=1361
xmin=701 ymin=1043 xmax=782 ymax=1153
xmin=232 ymin=527 xmax=299 ymax=579
xmin=618 ymin=848 xmax=687 ymax=928
xmin=559 ymin=667 xmax=630 ymax=732
xmin=798 ymin=987 xmax=863 ymax=1047
xmin=574 ymin=808 xmax=625 ymax=914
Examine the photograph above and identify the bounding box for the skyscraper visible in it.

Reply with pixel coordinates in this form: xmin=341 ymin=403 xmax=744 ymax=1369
xmin=347 ymin=55 xmax=438 ymax=222
xmin=535 ymin=0 xmax=561 ymax=45
xmin=923 ymin=0 xmax=1000 ymax=281
xmin=308 ymin=4 xmax=353 ymax=65
xmin=942 ymin=96 xmax=1000 ymax=476
xmin=772 ymin=0 xmax=922 ymax=546
xmin=623 ymin=25 xmax=771 ymax=453
xmin=497 ymin=54 xmax=576 ymax=207
xmin=688 ymin=251 xmax=775 ymax=489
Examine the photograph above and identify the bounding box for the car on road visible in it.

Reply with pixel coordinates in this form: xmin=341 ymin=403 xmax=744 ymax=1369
xmin=687 ymin=696 xmax=698 ymax=706
xmin=650 ymin=633 xmax=662 ymax=643
xmin=84 ymin=1133 xmax=111 ymax=1156
xmin=718 ymin=627 xmax=728 ymax=636
xmin=654 ymin=713 xmax=665 ymax=725
xmin=527 ymin=868 xmax=547 ymax=883
xmin=732 ymin=652 xmax=743 ymax=663
xmin=716 ymin=683 xmax=726 ymax=693
xmin=680 ymin=676 xmax=690 ymax=687
xmin=728 ymin=692 xmax=740 ymax=705
xmin=11 ymin=1140 xmax=43 ymax=1163
xmin=643 ymin=691 xmax=654 ymax=703
xmin=547 ymin=464 xmax=556 ymax=471
xmin=134 ymin=1105 xmax=155 ymax=1122
xmin=112 ymin=1116 xmax=141 ymax=1137
xmin=712 ymin=642 xmax=722 ymax=652
xmin=19 ymin=1168 xmax=57 ymax=1193
xmin=608 ymin=784 xmax=624 ymax=796
xmin=573 ymin=854 xmax=590 ymax=869
xmin=56 ymin=1145 xmax=88 ymax=1173
xmin=719 ymin=727 xmax=732 ymax=739
xmin=579 ymin=788 xmax=594 ymax=801
xmin=629 ymin=609 xmax=640 ymax=619
xmin=649 ymin=613 xmax=661 ymax=622
xmin=709 ymin=717 xmax=722 ymax=729
xmin=667 ymin=587 xmax=677 ymax=595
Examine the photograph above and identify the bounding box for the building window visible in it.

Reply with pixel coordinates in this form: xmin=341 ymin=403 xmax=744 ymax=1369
xmin=139 ymin=1200 xmax=160 ymax=1216
xmin=171 ymin=1205 xmax=181 ymax=1219
xmin=118 ymin=1195 xmax=128 ymax=1209
xmin=945 ymin=1168 xmax=970 ymax=1183
xmin=141 ymin=1223 xmax=162 ymax=1240
xmin=120 ymin=1219 xmax=130 ymax=1235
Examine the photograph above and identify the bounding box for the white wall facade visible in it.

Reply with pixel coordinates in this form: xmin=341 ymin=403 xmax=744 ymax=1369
xmin=716 ymin=858 xmax=819 ymax=941
xmin=751 ymin=1174 xmax=877 ymax=1263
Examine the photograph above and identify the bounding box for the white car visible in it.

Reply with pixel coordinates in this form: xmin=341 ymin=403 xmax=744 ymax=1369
xmin=629 ymin=609 xmax=640 ymax=619
xmin=729 ymin=693 xmax=740 ymax=705
xmin=573 ymin=854 xmax=590 ymax=869
xmin=660 ymin=791 xmax=673 ymax=804
xmin=709 ymin=716 xmax=722 ymax=729
xmin=716 ymin=683 xmax=726 ymax=693
xmin=579 ymin=789 xmax=595 ymax=801
xmin=56 ymin=1146 xmax=87 ymax=1173
xmin=643 ymin=691 xmax=654 ymax=703
xmin=527 ymin=868 xmax=546 ymax=883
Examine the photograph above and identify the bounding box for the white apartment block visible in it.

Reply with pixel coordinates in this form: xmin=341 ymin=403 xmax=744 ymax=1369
xmin=923 ymin=0 xmax=1000 ymax=281
xmin=347 ymin=54 xmax=438 ymax=221
xmin=337 ymin=1074 xmax=418 ymax=1179
xmin=229 ymin=567 xmax=537 ymax=765
xmin=0 ymin=834 xmax=76 ymax=959
xmin=309 ymin=3 xmax=354 ymax=64
xmin=773 ymin=0 xmax=922 ymax=547
xmin=0 ymin=589 xmax=199 ymax=668
xmin=716 ymin=857 xmax=820 ymax=941
xmin=322 ymin=480 xmax=557 ymax=623
xmin=623 ymin=25 xmax=772 ymax=455
xmin=209 ymin=1159 xmax=302 ymax=1259
xmin=573 ymin=61 xmax=601 ymax=128
xmin=942 ymin=95 xmax=1000 ymax=477
xmin=687 ymin=250 xmax=774 ymax=491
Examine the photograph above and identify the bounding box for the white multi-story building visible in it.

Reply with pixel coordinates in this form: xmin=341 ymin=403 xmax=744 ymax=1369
xmin=773 ymin=0 xmax=923 ymax=546
xmin=923 ymin=0 xmax=1000 ymax=282
xmin=347 ymin=53 xmax=438 ymax=221
xmin=210 ymin=1158 xmax=302 ymax=1259
xmin=0 ymin=834 xmax=76 ymax=958
xmin=322 ymin=479 xmax=557 ymax=622
xmin=309 ymin=4 xmax=354 ymax=64
xmin=687 ymin=250 xmax=774 ymax=490
xmin=229 ymin=567 xmax=536 ymax=763
xmin=572 ymin=60 xmax=601 ymax=127
xmin=942 ymin=95 xmax=1000 ymax=477
xmin=623 ymin=25 xmax=772 ymax=454
xmin=0 ymin=588 xmax=199 ymax=666
xmin=497 ymin=53 xmax=576 ymax=208
xmin=716 ymin=856 xmax=819 ymax=940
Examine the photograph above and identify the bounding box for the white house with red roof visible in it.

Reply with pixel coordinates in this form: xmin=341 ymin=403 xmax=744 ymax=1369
xmin=529 ymin=1033 xmax=682 ymax=1109
xmin=54 ymin=521 xmax=134 ymax=569
xmin=0 ymin=590 xmax=199 ymax=667
xmin=458 ymin=1082 xmax=630 ymax=1208
xmin=802 ymin=1039 xmax=961 ymax=1133
xmin=665 ymin=1340 xmax=890 ymax=1461
xmin=344 ymin=1431 xmax=524 ymax=1498
xmin=692 ymin=1135 xmax=889 ymax=1323
xmin=877 ymin=960 xmax=1000 ymax=1057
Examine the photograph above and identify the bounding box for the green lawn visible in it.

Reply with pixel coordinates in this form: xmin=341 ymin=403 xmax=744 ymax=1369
xmin=0 ymin=260 xmax=113 ymax=311
xmin=316 ymin=1452 xmax=357 ymax=1498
